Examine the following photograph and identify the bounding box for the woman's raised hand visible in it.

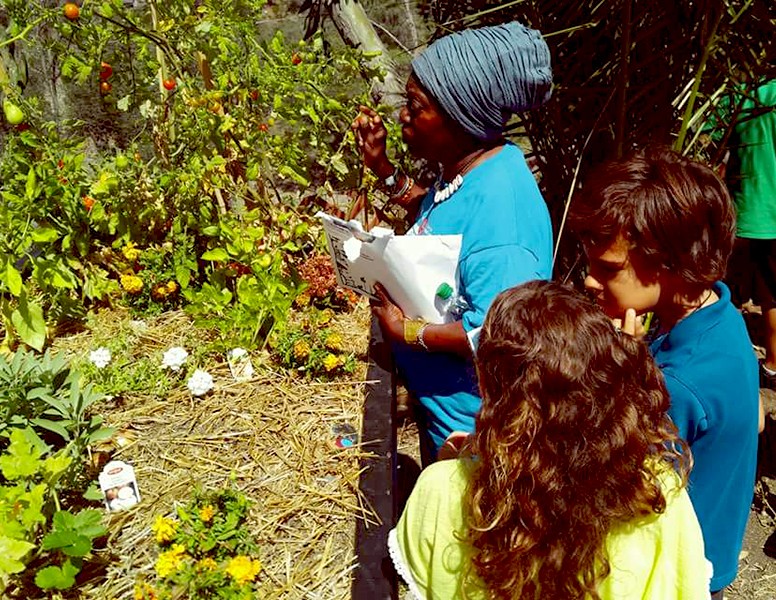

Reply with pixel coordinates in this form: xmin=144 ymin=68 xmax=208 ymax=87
xmin=351 ymin=106 xmax=392 ymax=178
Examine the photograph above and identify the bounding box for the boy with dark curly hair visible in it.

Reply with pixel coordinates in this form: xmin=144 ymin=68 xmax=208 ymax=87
xmin=569 ymin=148 xmax=760 ymax=598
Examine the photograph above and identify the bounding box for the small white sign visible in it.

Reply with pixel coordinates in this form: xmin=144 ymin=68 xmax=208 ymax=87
xmin=99 ymin=460 xmax=141 ymax=512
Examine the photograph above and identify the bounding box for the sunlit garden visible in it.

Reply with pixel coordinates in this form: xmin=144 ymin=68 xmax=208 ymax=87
xmin=0 ymin=0 xmax=774 ymax=598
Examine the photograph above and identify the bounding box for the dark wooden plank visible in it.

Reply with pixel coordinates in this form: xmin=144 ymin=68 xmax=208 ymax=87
xmin=352 ymin=317 xmax=398 ymax=600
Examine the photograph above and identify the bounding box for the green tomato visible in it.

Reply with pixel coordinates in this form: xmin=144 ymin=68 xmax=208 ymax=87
xmin=115 ymin=154 xmax=129 ymax=169
xmin=3 ymin=100 xmax=25 ymax=126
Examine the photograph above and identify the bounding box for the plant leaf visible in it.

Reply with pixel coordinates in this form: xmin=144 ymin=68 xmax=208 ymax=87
xmin=0 ymin=536 xmax=35 ymax=576
xmin=34 ymin=560 xmax=80 ymax=590
xmin=11 ymin=292 xmax=46 ymax=351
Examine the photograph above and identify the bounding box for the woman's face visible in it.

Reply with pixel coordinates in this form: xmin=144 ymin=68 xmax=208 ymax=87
xmin=400 ymin=75 xmax=457 ymax=161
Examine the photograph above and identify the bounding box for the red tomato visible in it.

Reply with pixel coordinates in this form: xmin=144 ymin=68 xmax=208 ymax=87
xmin=100 ymin=81 xmax=112 ymax=95
xmin=63 ymin=2 xmax=79 ymax=20
xmin=163 ymin=78 xmax=176 ymax=91
xmin=83 ymin=196 xmax=95 ymax=210
xmin=100 ymin=62 xmax=113 ymax=80
xmin=292 ymin=53 xmax=302 ymax=65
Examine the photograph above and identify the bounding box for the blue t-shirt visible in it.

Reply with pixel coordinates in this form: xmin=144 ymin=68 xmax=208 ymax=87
xmin=396 ymin=143 xmax=552 ymax=451
xmin=650 ymin=282 xmax=759 ymax=591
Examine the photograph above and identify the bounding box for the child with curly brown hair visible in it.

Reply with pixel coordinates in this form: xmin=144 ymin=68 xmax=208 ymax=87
xmin=569 ymin=148 xmax=760 ymax=599
xmin=389 ymin=280 xmax=711 ymax=599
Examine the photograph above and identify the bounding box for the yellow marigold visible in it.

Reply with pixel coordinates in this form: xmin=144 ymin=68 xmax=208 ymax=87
xmin=196 ymin=557 xmax=218 ymax=571
xmin=151 ymin=284 xmax=169 ymax=301
xmin=324 ymin=333 xmax=343 ymax=352
xmin=166 ymin=280 xmax=179 ymax=294
xmin=134 ymin=583 xmax=157 ymax=600
xmin=155 ymin=543 xmax=187 ymax=578
xmin=120 ymin=274 xmax=144 ymax=295
xmin=122 ymin=242 xmax=141 ymax=262
xmin=225 ymin=555 xmax=262 ymax=585
xmin=151 ymin=515 xmax=178 ymax=544
xmin=294 ymin=291 xmax=311 ymax=308
xmin=293 ymin=339 xmax=310 ymax=362
xmin=199 ymin=504 xmax=215 ymax=523
xmin=322 ymin=353 xmax=341 ymax=372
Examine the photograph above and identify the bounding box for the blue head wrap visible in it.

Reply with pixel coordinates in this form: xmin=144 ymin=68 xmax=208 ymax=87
xmin=411 ymin=22 xmax=553 ymax=141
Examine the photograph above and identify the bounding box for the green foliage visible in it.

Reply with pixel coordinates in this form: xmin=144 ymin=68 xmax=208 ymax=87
xmin=0 ymin=348 xmax=114 ymax=460
xmin=0 ymin=0 xmax=376 ymax=351
xmin=0 ymin=428 xmax=105 ymax=593
xmin=272 ymin=308 xmax=357 ymax=378
xmin=141 ymin=488 xmax=262 ymax=599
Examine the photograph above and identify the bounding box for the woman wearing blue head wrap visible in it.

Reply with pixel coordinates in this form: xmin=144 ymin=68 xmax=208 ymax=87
xmin=353 ymin=22 xmax=554 ymax=464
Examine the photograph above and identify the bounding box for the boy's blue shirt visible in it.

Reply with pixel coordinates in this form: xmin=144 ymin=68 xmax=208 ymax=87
xmin=649 ymin=282 xmax=759 ymax=590
xmin=397 ymin=143 xmax=552 ymax=450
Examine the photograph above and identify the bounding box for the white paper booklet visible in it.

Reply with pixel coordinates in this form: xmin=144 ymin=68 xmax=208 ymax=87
xmin=317 ymin=213 xmax=462 ymax=324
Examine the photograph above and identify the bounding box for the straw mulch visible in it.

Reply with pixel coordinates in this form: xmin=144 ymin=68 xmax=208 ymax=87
xmin=50 ymin=303 xmax=376 ymax=599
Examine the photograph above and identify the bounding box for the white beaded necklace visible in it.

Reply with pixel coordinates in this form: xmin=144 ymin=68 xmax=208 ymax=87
xmin=432 ymin=149 xmax=488 ymax=205
xmin=433 ymin=173 xmax=463 ymax=204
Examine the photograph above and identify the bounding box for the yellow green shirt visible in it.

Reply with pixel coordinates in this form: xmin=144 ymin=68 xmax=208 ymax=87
xmin=389 ymin=459 xmax=711 ymax=599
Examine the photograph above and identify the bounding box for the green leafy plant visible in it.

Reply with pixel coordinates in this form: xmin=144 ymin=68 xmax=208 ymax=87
xmin=139 ymin=488 xmax=261 ymax=599
xmin=0 ymin=348 xmax=114 ymax=459
xmin=0 ymin=428 xmax=106 ymax=594
xmin=272 ymin=307 xmax=357 ymax=378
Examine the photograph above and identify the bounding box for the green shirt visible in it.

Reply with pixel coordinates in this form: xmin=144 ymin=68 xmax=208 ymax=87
xmin=389 ymin=459 xmax=712 ymax=600
xmin=722 ymin=81 xmax=776 ymax=238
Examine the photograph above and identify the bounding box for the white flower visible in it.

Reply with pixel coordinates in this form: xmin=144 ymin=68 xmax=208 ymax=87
xmin=162 ymin=347 xmax=189 ymax=371
xmin=89 ymin=347 xmax=112 ymax=369
xmin=187 ymin=369 xmax=214 ymax=397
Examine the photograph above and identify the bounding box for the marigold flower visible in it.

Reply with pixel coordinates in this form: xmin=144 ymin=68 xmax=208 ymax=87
xmin=155 ymin=543 xmax=187 ymax=578
xmin=293 ymin=340 xmax=310 ymax=362
xmin=226 ymin=555 xmax=262 ymax=585
xmin=121 ymin=274 xmax=144 ymax=294
xmin=322 ymin=353 xmax=341 ymax=372
xmin=134 ymin=583 xmax=157 ymax=600
xmin=122 ymin=242 xmax=141 ymax=262
xmin=196 ymin=557 xmax=218 ymax=571
xmin=199 ymin=504 xmax=215 ymax=523
xmin=324 ymin=333 xmax=343 ymax=352
xmin=151 ymin=284 xmax=169 ymax=301
xmin=151 ymin=515 xmax=178 ymax=544
xmin=294 ymin=291 xmax=311 ymax=308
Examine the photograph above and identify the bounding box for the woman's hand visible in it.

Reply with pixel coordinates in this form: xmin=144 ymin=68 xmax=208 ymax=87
xmin=371 ymin=283 xmax=405 ymax=343
xmin=352 ymin=106 xmax=393 ymax=178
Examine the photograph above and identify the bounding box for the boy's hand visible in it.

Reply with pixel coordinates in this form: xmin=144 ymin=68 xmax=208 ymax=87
xmin=613 ymin=308 xmax=646 ymax=339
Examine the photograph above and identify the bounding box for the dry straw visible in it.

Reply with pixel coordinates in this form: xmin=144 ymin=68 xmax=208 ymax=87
xmin=51 ymin=305 xmax=377 ymax=599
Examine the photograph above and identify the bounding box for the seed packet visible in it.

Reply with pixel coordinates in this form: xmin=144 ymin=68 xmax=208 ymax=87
xmin=227 ymin=347 xmax=255 ymax=381
xmin=99 ymin=460 xmax=141 ymax=512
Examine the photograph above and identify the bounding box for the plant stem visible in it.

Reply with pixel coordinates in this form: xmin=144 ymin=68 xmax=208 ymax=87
xmin=674 ymin=10 xmax=723 ymax=151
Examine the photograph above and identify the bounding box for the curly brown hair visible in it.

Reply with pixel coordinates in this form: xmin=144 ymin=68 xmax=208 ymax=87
xmin=465 ymin=280 xmax=690 ymax=600
xmin=569 ymin=147 xmax=735 ymax=298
